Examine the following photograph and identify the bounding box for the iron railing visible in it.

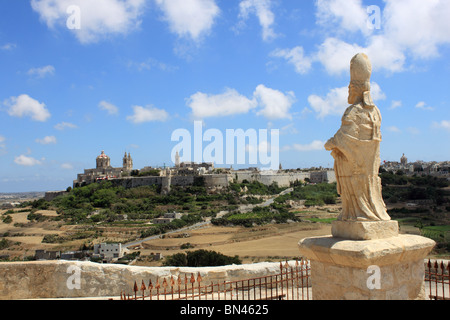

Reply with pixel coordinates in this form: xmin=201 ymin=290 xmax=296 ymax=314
xmin=120 ymin=259 xmax=311 ymax=301
xmin=120 ymin=258 xmax=449 ymax=300
xmin=425 ymin=259 xmax=450 ymax=300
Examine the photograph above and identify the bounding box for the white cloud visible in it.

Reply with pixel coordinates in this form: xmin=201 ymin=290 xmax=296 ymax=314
xmin=27 ymin=65 xmax=55 ymax=78
xmin=270 ymin=46 xmax=312 ymax=74
xmin=383 ymin=0 xmax=450 ymax=59
xmin=313 ymin=37 xmax=405 ymax=75
xmin=127 ymin=57 xmax=178 ymax=72
xmin=389 ymin=100 xmax=402 ymax=110
xmin=280 ymin=123 xmax=299 ymax=135
xmin=273 ymin=36 xmax=406 ymax=76
xmin=432 ymin=120 xmax=450 ymax=132
xmin=385 ymin=126 xmax=401 ymax=133
xmin=276 ymin=0 xmax=450 ymax=76
xmin=238 ymin=0 xmax=277 ymax=41
xmin=415 ymin=101 xmax=434 ymax=111
xmin=187 ymin=85 xmax=295 ymax=120
xmin=307 ymin=82 xmax=384 ymax=118
xmin=98 ymin=101 xmax=119 ymax=115
xmin=308 ymin=0 xmax=449 ymax=75
xmin=36 ymin=136 xmax=57 ymax=145
xmin=30 ymin=0 xmax=146 ymax=44
xmin=282 ymin=140 xmax=325 ymax=152
xmin=155 ymin=0 xmax=220 ymax=41
xmin=127 ymin=105 xmax=169 ymax=123
xmin=370 ymin=82 xmax=386 ymax=101
xmin=61 ymin=163 xmax=74 ymax=170
xmin=254 ymin=85 xmax=295 ymax=120
xmin=54 ymin=122 xmax=78 ymax=130
xmin=4 ymin=94 xmax=51 ymax=122
xmin=14 ymin=155 xmax=43 ymax=166
xmin=187 ymin=88 xmax=257 ymax=119
xmin=407 ymin=127 xmax=420 ymax=135
xmin=1 ymin=43 xmax=16 ymax=51
xmin=314 ymin=38 xmax=365 ymax=75
xmin=308 ymin=86 xmax=348 ymax=119
xmin=316 ymin=0 xmax=370 ymax=35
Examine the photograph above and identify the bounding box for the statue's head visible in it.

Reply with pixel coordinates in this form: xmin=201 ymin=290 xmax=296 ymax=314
xmin=348 ymin=53 xmax=372 ymax=104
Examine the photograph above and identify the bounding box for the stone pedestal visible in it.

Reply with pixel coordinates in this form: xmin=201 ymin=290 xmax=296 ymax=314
xmin=298 ymin=234 xmax=435 ymax=300
xmin=331 ymin=220 xmax=399 ymax=240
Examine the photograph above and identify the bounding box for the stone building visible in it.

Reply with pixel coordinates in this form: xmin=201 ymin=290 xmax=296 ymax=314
xmin=93 ymin=243 xmax=125 ymax=260
xmin=35 ymin=250 xmax=61 ymax=260
xmin=153 ymin=212 xmax=184 ymax=224
xmin=123 ymin=152 xmax=133 ymax=171
xmin=400 ymin=153 xmax=408 ymax=166
xmin=73 ymin=150 xmax=133 ymax=187
xmin=96 ymin=150 xmax=110 ymax=169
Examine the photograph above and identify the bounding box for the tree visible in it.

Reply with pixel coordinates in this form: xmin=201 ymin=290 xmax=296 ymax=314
xmin=162 ymin=253 xmax=187 ymax=266
xmin=162 ymin=250 xmax=241 ymax=267
xmin=2 ymin=215 xmax=12 ymax=224
xmin=0 ymin=238 xmax=9 ymax=249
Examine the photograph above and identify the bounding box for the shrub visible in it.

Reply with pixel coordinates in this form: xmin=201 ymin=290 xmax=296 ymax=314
xmin=2 ymin=215 xmax=12 ymax=224
xmin=42 ymin=234 xmax=64 ymax=243
xmin=163 ymin=250 xmax=241 ymax=267
xmin=0 ymin=238 xmax=10 ymax=249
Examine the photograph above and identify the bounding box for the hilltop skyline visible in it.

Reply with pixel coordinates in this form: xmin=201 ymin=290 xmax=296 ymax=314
xmin=0 ymin=0 xmax=449 ymax=192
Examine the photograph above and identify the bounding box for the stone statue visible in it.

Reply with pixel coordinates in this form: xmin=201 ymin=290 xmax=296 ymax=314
xmin=325 ymin=53 xmax=390 ymax=222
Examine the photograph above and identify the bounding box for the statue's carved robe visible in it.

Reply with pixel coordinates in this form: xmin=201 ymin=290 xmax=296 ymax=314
xmin=328 ymin=93 xmax=390 ymax=221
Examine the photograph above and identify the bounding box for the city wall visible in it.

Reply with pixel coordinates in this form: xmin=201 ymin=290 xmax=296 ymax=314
xmin=0 ymin=260 xmax=291 ymax=300
xmin=65 ymin=170 xmax=335 ymax=198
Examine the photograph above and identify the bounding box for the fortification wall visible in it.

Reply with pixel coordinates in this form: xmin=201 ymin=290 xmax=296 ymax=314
xmin=171 ymin=176 xmax=195 ymax=186
xmin=108 ymin=177 xmax=162 ymax=189
xmin=233 ymin=171 xmax=317 ymax=188
xmin=131 ymin=177 xmax=162 ymax=188
xmin=44 ymin=191 xmax=68 ymax=202
xmin=259 ymin=172 xmax=311 ymax=188
xmin=203 ymin=174 xmax=231 ymax=188
xmin=74 ymin=170 xmax=335 ymax=192
xmin=0 ymin=260 xmax=290 ymax=300
xmin=233 ymin=171 xmax=260 ymax=184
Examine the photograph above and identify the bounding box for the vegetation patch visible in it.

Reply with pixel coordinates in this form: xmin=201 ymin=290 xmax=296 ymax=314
xmin=162 ymin=249 xmax=242 ymax=267
xmin=304 ymin=217 xmax=337 ymax=224
xmin=211 ymin=205 xmax=298 ymax=228
xmin=276 ymin=182 xmax=338 ymax=207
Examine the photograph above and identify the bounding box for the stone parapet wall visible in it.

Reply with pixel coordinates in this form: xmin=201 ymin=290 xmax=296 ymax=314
xmin=0 ymin=260 xmax=288 ymax=300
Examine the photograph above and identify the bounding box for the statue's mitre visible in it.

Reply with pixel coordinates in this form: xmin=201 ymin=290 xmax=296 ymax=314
xmin=350 ymin=53 xmax=372 ymax=82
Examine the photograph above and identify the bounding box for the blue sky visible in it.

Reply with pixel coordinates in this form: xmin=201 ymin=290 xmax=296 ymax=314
xmin=0 ymin=0 xmax=449 ymax=192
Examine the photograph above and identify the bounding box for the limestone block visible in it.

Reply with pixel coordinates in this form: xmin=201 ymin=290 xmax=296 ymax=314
xmin=299 ymin=234 xmax=434 ymax=268
xmin=331 ymin=220 xmax=399 ymax=240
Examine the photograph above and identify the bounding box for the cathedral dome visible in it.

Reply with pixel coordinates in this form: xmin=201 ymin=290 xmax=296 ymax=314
xmin=96 ymin=150 xmax=111 ymax=169
xmin=97 ymin=150 xmax=109 ymax=159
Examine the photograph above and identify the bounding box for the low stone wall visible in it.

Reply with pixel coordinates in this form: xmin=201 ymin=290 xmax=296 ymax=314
xmin=0 ymin=260 xmax=287 ymax=300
